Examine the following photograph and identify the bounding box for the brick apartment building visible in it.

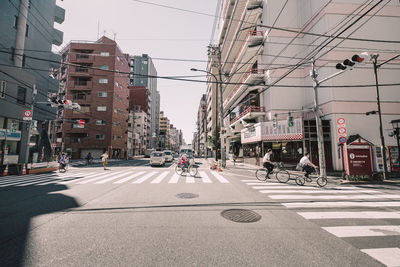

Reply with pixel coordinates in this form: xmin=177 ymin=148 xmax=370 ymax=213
xmin=128 ymin=86 xmax=151 ymax=148
xmin=55 ymin=36 xmax=130 ymax=159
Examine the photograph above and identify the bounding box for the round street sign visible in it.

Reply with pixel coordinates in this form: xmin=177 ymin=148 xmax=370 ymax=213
xmin=78 ymin=119 xmax=85 ymax=126
xmin=337 ymin=118 xmax=345 ymax=125
xmin=24 ymin=109 xmax=32 ymax=117
xmin=338 ymin=127 xmax=346 ymax=135
xmin=339 ymin=136 xmax=347 ymax=144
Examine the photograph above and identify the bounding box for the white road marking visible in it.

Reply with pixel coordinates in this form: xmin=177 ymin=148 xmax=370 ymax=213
xmin=298 ymin=211 xmax=400 ymax=219
xmin=269 ymin=194 xmax=400 ymax=200
xmin=210 ymin=172 xmax=229 ymax=183
xmin=258 ymin=189 xmax=379 ymax=194
xmin=242 ymin=180 xmax=265 ymax=182
xmin=132 ymin=172 xmax=157 ymax=184
xmin=59 ymin=172 xmax=103 ymax=184
xmin=151 ymin=172 xmax=169 ymax=183
xmin=186 ymin=175 xmax=195 ymax=183
xmin=77 ymin=171 xmax=126 ymax=184
xmin=95 ymin=172 xmax=134 ymax=184
xmin=283 ymin=201 xmax=400 ymax=208
xmin=114 ymin=171 xmax=145 ymax=184
xmin=37 ymin=172 xmax=96 ymax=185
xmin=168 ymin=173 xmax=180 ymax=183
xmin=361 ymin=248 xmax=400 ymax=267
xmin=199 ymin=171 xmax=212 ymax=183
xmin=322 ymin=225 xmax=400 ymax=238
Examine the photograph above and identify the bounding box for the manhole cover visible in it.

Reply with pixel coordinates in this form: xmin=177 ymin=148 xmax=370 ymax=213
xmin=221 ymin=209 xmax=261 ymax=223
xmin=176 ymin=193 xmax=199 ymax=199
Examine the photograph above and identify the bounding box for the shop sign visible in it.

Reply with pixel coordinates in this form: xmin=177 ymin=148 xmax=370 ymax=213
xmin=263 ymin=118 xmax=303 ymax=141
xmin=0 ymin=129 xmax=22 ymax=141
xmin=241 ymin=124 xmax=262 ymax=144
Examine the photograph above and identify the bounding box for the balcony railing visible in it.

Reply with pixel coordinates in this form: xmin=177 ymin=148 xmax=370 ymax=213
xmin=230 ymin=106 xmax=265 ymax=125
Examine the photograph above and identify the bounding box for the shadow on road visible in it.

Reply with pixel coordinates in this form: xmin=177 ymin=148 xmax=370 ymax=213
xmin=0 ymin=184 xmax=79 ymax=266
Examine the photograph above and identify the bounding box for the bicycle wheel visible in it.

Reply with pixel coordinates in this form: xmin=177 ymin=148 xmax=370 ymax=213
xmin=188 ymin=166 xmax=198 ymax=177
xmin=276 ymin=170 xmax=290 ymax=183
xmin=175 ymin=165 xmax=184 ymax=176
xmin=255 ymin=169 xmax=267 ymax=181
xmin=317 ymin=177 xmax=327 ymax=187
xmin=295 ymin=176 xmax=305 ymax=186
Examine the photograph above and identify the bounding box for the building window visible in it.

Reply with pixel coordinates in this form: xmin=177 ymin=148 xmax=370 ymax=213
xmin=14 ymin=16 xmax=18 ymax=28
xmin=0 ymin=81 xmax=7 ymax=98
xmin=25 ymin=24 xmax=29 ymax=37
xmin=96 ymin=120 xmax=106 ymax=125
xmin=97 ymin=106 xmax=107 ymax=111
xmin=100 ymin=52 xmax=109 ymax=57
xmin=98 ymin=92 xmax=107 ymax=97
xmin=96 ymin=134 xmax=105 ymax=140
xmin=73 ymin=105 xmax=90 ymax=114
xmin=99 ymin=78 xmax=108 ymax=84
xmin=99 ymin=65 xmax=109 ymax=70
xmin=17 ymin=86 xmax=26 ymax=104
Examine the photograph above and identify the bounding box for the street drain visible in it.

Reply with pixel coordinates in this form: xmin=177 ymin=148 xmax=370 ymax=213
xmin=176 ymin=193 xmax=199 ymax=199
xmin=221 ymin=209 xmax=262 ymax=223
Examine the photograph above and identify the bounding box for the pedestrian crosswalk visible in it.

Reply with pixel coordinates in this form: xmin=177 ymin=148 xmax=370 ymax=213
xmin=242 ymin=179 xmax=400 ymax=267
xmin=0 ymin=169 xmax=232 ymax=188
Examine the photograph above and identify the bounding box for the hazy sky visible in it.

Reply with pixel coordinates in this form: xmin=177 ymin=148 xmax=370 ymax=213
xmin=55 ymin=0 xmax=218 ymax=144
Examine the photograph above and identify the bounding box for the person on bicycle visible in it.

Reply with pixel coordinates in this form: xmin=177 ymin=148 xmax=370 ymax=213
xmin=299 ymin=152 xmax=318 ymax=178
xmin=180 ymin=152 xmax=188 ymax=169
xmin=262 ymin=149 xmax=276 ymax=179
xmin=59 ymin=152 xmax=67 ymax=171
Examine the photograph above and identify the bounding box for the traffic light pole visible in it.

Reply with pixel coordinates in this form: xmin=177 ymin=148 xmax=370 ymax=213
xmin=216 ymin=46 xmax=226 ymax=168
xmin=311 ymin=60 xmax=346 ymax=179
xmin=372 ymin=55 xmax=388 ymax=180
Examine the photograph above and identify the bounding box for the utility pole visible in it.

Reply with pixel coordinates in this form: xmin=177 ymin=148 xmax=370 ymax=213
xmin=215 ymin=45 xmax=226 ymax=168
xmin=310 ymin=59 xmax=327 ymax=178
xmin=372 ymin=54 xmax=388 ymax=180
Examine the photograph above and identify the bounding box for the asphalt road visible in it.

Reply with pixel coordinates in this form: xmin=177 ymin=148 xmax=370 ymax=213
xmin=0 ymin=158 xmax=398 ymax=266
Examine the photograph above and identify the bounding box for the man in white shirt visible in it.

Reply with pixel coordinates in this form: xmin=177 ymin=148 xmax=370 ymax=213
xmin=299 ymin=152 xmax=318 ymax=178
xmin=262 ymin=149 xmax=275 ymax=179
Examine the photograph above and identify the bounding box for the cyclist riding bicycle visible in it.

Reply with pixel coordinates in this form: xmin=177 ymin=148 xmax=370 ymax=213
xmin=299 ymin=152 xmax=318 ymax=178
xmin=58 ymin=152 xmax=68 ymax=171
xmin=262 ymin=149 xmax=276 ymax=179
xmin=180 ymin=152 xmax=188 ymax=169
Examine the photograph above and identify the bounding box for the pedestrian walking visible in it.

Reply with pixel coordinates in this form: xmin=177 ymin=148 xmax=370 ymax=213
xmin=101 ymin=151 xmax=109 ymax=170
xmin=86 ymin=152 xmax=93 ymax=165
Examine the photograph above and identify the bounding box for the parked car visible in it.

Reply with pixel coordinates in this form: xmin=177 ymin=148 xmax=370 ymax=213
xmin=150 ymin=151 xmax=165 ymax=167
xmin=163 ymin=150 xmax=173 ymax=162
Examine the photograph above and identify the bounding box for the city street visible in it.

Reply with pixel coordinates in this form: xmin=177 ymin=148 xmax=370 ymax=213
xmin=0 ymin=159 xmax=399 ymax=266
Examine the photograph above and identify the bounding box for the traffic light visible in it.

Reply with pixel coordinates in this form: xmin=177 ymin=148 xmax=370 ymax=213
xmin=336 ymin=52 xmax=371 ymax=70
xmin=10 ymin=123 xmax=17 ymax=133
xmin=287 ymin=113 xmax=294 ymax=127
xmin=272 ymin=114 xmax=278 ymax=128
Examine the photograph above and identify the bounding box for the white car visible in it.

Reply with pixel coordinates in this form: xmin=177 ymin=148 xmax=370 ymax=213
xmin=163 ymin=150 xmax=173 ymax=162
xmin=150 ymin=151 xmax=165 ymax=167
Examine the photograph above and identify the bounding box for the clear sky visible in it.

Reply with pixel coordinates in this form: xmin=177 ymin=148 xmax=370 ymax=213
xmin=55 ymin=0 xmax=218 ymax=144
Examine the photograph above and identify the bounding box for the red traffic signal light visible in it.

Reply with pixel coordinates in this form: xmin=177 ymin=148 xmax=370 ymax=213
xmin=336 ymin=52 xmax=371 ymax=70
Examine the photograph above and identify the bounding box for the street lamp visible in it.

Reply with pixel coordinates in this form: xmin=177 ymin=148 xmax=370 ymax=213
xmin=191 ymin=67 xmax=225 ymax=165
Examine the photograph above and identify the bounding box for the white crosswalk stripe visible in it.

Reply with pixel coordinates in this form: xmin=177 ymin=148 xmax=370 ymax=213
xmin=95 ymin=171 xmax=135 ymax=184
xmin=298 ymin=211 xmax=400 ymax=220
xmin=258 ymin=189 xmax=379 ymax=194
xmin=199 ymin=171 xmax=212 ymax=183
xmin=0 ymin=169 xmax=231 ymax=187
xmin=210 ymin=172 xmax=229 ymax=183
xmin=133 ymin=172 xmax=157 ymax=184
xmin=269 ymin=194 xmax=400 ymax=200
xmin=77 ymin=171 xmax=126 ymax=184
xmin=322 ymin=225 xmax=400 ymax=238
xmin=282 ymin=201 xmax=400 ymax=208
xmin=168 ymin=173 xmax=180 ymax=183
xmin=361 ymin=248 xmax=400 ymax=267
xmin=151 ymin=172 xmax=169 ymax=184
xmin=114 ymin=171 xmax=145 ymax=184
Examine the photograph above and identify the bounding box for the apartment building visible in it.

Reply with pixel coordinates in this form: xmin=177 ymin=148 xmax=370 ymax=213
xmin=128 ymin=86 xmax=151 ymax=148
xmin=56 ymin=36 xmax=129 ymax=159
xmin=0 ymin=0 xmax=65 ymax=172
xmin=212 ymin=0 xmax=400 ymax=171
xmin=195 ymin=94 xmax=207 ymax=156
xmin=129 ymin=54 xmax=160 ymax=149
xmin=159 ymin=111 xmax=170 ymax=150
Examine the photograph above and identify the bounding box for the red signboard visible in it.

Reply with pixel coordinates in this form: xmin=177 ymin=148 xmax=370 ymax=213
xmin=78 ymin=120 xmax=85 ymax=126
xmin=345 ymin=145 xmax=373 ymax=176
